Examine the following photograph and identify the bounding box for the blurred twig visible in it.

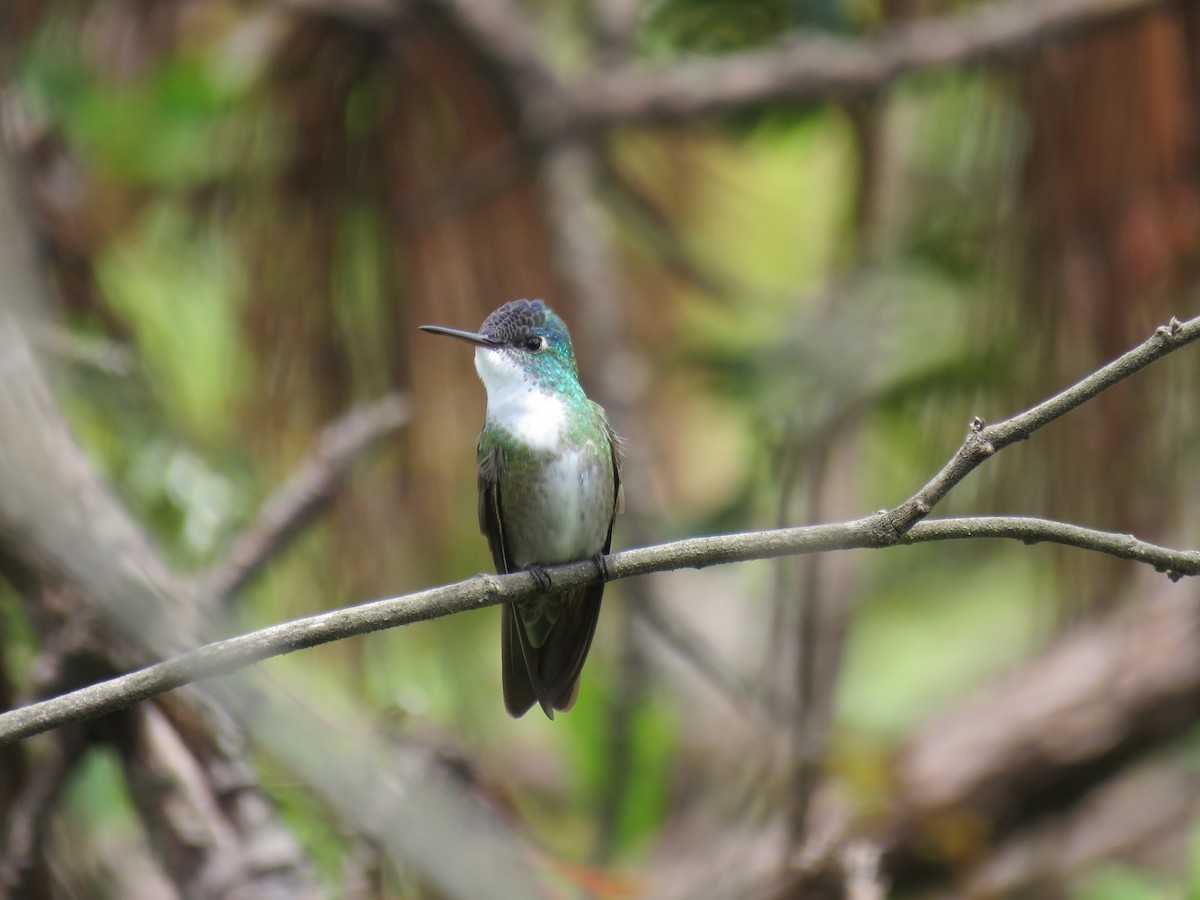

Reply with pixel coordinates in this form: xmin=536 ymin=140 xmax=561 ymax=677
xmin=538 ymin=127 xmax=649 ymax=864
xmin=286 ymin=0 xmax=1173 ymax=138
xmin=200 ymin=392 xmax=412 ymax=607
xmin=538 ymin=138 xmax=625 ymax=393
xmin=27 ymin=322 xmax=135 ymax=376
xmin=591 ymin=607 xmax=646 ymax=865
xmin=601 ymin=159 xmax=740 ymax=305
xmin=0 ymin=729 xmax=84 ymax=897
xmin=560 ymin=0 xmax=1170 ymax=129
xmin=786 ymin=446 xmax=832 ymax=846
xmin=0 ymin=135 xmax=329 ymax=898
xmin=116 ymin=704 xmax=321 ymax=900
xmin=890 ymin=585 xmax=1200 ymax=850
xmin=637 ymin=597 xmax=778 ymax=723
xmin=271 ymin=0 xmax=408 ymax=28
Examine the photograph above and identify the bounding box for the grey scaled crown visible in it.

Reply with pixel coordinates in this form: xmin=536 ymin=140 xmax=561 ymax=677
xmin=480 ymin=299 xmax=548 ymax=343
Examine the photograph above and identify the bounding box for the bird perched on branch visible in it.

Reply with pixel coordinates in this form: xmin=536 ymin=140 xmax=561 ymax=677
xmin=421 ymin=300 xmax=622 ymax=718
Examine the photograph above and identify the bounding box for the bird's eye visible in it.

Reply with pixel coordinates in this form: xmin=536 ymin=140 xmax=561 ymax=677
xmin=524 ymin=335 xmax=546 ymax=352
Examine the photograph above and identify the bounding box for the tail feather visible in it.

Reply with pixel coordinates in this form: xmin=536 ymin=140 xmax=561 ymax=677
xmin=501 ymin=604 xmax=539 ymax=718
xmin=502 ymin=584 xmax=603 ymax=719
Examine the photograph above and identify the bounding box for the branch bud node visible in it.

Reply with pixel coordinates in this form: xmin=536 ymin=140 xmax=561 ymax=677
xmin=1157 ymin=317 xmax=1183 ymax=338
xmin=478 ymin=574 xmax=503 ymax=601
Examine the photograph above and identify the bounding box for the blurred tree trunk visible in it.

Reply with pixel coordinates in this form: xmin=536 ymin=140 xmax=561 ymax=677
xmin=0 ymin=86 xmax=324 ymax=896
xmin=1021 ymin=6 xmax=1200 ymax=611
xmin=234 ymin=14 xmax=569 ymax=596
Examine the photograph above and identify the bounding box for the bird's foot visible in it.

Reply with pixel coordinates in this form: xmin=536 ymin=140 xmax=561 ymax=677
xmin=592 ymin=552 xmax=611 ymax=583
xmin=523 ymin=563 xmax=552 ymax=592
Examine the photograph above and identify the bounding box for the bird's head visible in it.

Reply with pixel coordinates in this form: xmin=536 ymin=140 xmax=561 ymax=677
xmin=420 ymin=299 xmax=581 ymax=396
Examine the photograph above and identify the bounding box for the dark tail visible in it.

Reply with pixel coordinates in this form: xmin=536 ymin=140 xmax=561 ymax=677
xmin=501 ymin=583 xmax=603 ymax=719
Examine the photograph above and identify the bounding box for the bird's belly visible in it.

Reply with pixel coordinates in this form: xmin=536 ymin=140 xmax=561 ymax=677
xmin=504 ymin=448 xmax=612 ymax=567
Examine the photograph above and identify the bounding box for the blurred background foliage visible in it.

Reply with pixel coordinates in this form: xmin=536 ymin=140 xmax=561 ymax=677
xmin=2 ymin=0 xmax=1200 ymax=896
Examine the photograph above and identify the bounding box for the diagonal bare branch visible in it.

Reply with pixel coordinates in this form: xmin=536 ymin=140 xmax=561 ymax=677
xmin=888 ymin=315 xmax=1196 ymax=532
xmin=199 ymin=393 xmax=412 ymax=606
xmin=3 ymin=511 xmax=1198 ymax=747
xmin=2 ymin=313 xmax=1199 ymax=748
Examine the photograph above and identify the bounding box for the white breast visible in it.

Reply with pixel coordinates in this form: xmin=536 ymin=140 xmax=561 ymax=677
xmin=543 ymin=449 xmax=589 ymax=558
xmin=474 ymin=347 xmax=566 ymax=451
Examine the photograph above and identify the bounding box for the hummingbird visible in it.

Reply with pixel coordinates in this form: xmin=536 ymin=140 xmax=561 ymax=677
xmin=420 ymin=299 xmax=622 ymax=719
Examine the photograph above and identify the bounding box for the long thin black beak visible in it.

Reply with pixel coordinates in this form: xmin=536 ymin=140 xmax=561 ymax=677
xmin=418 ymin=325 xmax=497 ymax=348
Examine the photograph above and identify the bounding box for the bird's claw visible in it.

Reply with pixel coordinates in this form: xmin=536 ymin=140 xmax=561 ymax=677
xmin=593 ymin=552 xmax=610 ymax=583
xmin=524 ymin=563 xmax=552 ymax=592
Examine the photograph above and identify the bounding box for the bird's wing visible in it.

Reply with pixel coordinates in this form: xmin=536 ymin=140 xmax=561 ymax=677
xmin=479 ymin=441 xmax=540 ymax=717
xmin=477 ymin=442 xmax=511 ymax=575
xmin=604 ymin=416 xmax=624 ymax=552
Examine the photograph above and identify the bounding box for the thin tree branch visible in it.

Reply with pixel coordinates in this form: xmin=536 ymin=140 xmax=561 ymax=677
xmin=199 ymin=393 xmax=412 ymax=606
xmin=4 ymin=513 xmax=1199 ymax=747
xmin=273 ymin=0 xmax=1175 ymax=136
xmin=560 ymin=0 xmax=1173 ymax=130
xmin=635 ymin=597 xmax=778 ymax=722
xmin=3 ymin=313 xmax=1200 ymax=746
xmin=888 ymin=314 xmax=1197 ymax=532
xmin=902 ymin=516 xmax=1200 ymax=577
xmin=787 ymin=446 xmax=833 ymax=845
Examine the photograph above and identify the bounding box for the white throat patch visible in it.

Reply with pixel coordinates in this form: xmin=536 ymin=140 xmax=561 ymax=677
xmin=475 ymin=348 xmax=566 ymax=451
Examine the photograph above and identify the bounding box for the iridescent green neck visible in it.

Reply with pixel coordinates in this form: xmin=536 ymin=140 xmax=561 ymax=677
xmin=475 ymin=347 xmax=597 ymax=452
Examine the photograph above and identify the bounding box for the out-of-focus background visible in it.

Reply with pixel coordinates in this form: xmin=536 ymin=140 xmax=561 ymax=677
xmin=2 ymin=0 xmax=1200 ymax=897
